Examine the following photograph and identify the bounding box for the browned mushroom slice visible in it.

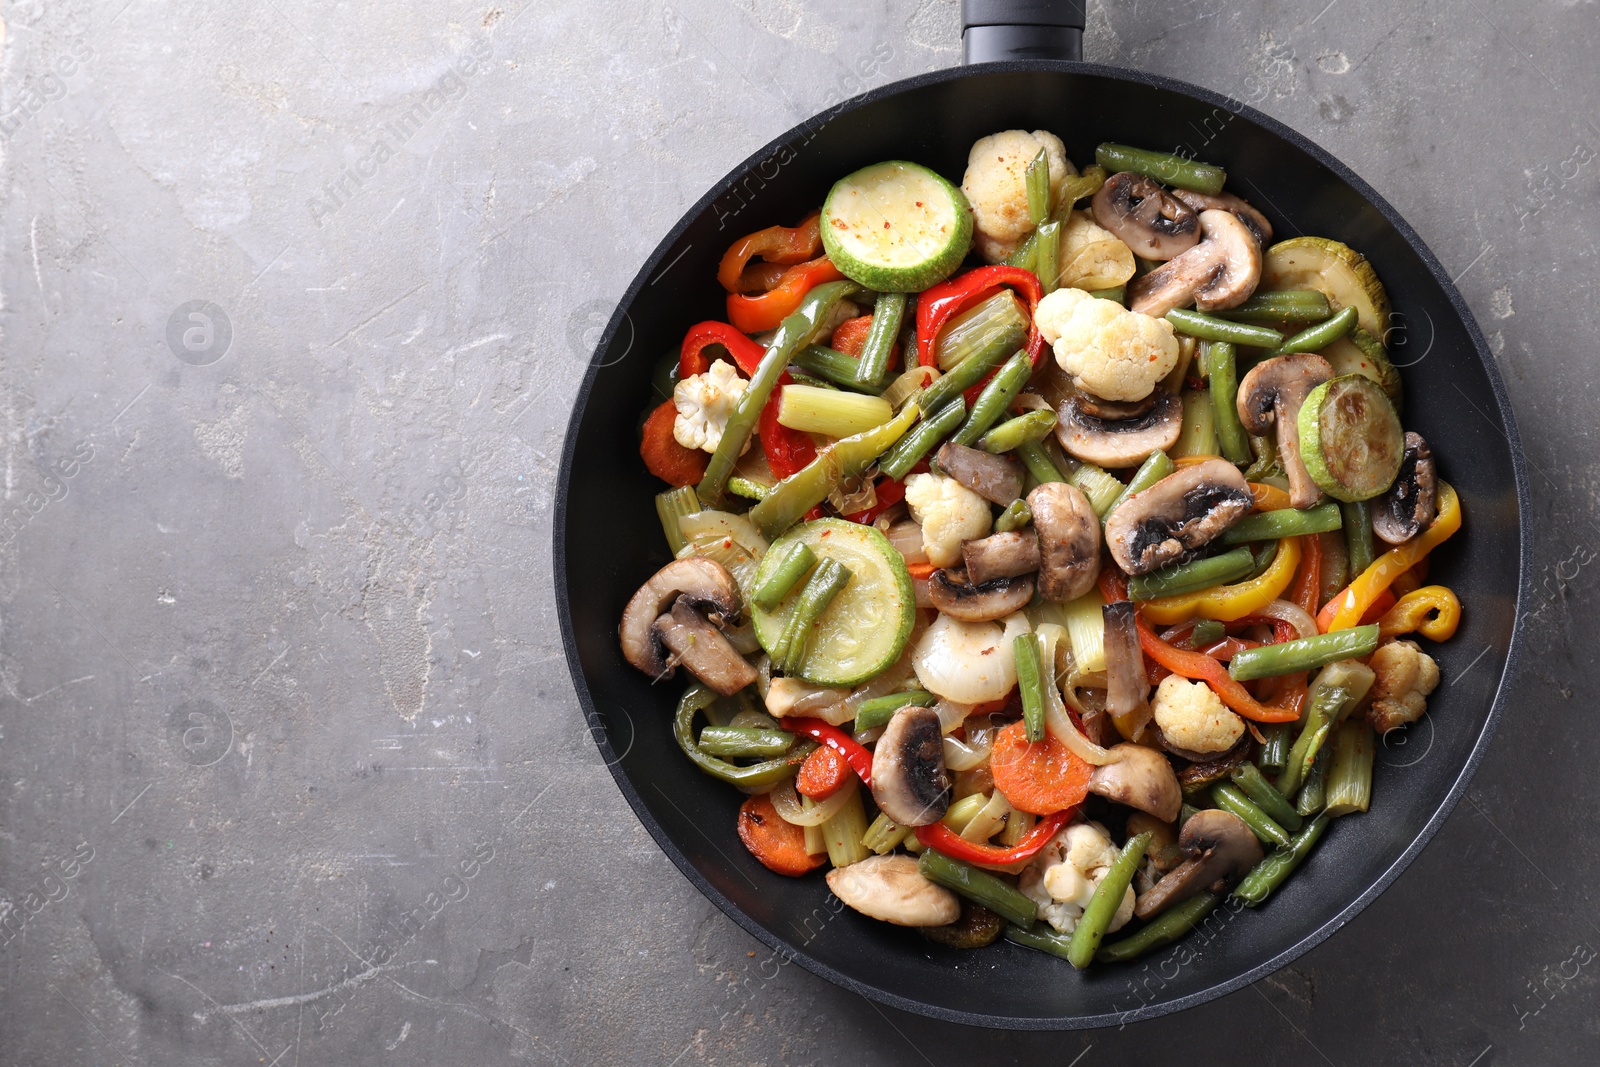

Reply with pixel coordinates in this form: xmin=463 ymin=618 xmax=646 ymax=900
xmin=1103 ymin=457 xmax=1254 ymax=575
xmin=652 ymin=600 xmax=760 ymax=696
xmin=927 ymin=568 xmax=1035 ymax=623
xmin=936 ymin=442 xmax=1024 ymax=506
xmin=1170 ymin=188 xmax=1273 ymax=247
xmin=1026 ymin=482 xmax=1101 ymax=602
xmin=1091 ymin=172 xmax=1201 ymax=261
xmin=870 ymin=705 xmax=951 ymax=826
xmin=1102 ymin=601 xmax=1152 ymax=740
xmin=1237 ymin=353 xmax=1334 ymax=510
xmin=620 ymin=557 xmax=745 ymax=677
xmin=1372 ymin=431 xmax=1437 ymax=545
xmin=1125 ymin=812 xmax=1183 ymax=874
xmin=962 ymin=530 xmax=1041 ymax=585
xmin=826 ymin=854 xmax=960 ymax=926
xmin=1127 ymin=210 xmax=1263 ymax=318
xmin=1134 ymin=809 xmax=1262 ymax=919
xmin=1086 ymin=743 xmax=1182 ymax=822
xmin=1055 ymin=389 xmax=1183 ymax=468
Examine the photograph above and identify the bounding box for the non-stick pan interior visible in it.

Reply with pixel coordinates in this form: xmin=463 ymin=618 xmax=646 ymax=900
xmin=556 ymin=63 xmax=1524 ymax=1027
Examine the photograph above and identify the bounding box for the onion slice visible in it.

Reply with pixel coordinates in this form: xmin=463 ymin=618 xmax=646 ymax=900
xmin=1035 ymin=623 xmax=1118 ymax=766
xmin=769 ymin=777 xmax=854 ymax=826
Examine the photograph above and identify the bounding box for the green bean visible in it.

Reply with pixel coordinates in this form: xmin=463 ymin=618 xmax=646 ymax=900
xmin=726 ymin=476 xmax=771 ymax=502
xmin=951 ymin=351 xmax=1033 ymax=448
xmin=697 ymin=726 xmax=794 ymax=759
xmin=1274 ymin=305 xmax=1357 ymax=355
xmin=1224 ymin=502 xmax=1343 ymax=544
xmin=1229 ymin=763 xmax=1303 ymax=833
xmin=1257 ymin=722 xmax=1293 ymax=775
xmin=1067 ymin=832 xmax=1153 ymax=968
xmin=1095 ymin=143 xmax=1226 ymax=196
xmin=1129 ymin=547 xmax=1255 ymax=601
xmin=751 ymin=541 xmax=817 ymax=612
xmin=1016 ymin=440 xmax=1065 ymax=485
xmin=1166 ymin=308 xmax=1284 ymax=349
xmin=1295 ymin=746 xmax=1331 ymax=817
xmin=1004 ymin=230 xmax=1038 ymax=274
xmin=1035 ymin=219 xmax=1061 ymax=296
xmin=1106 ymin=449 xmax=1175 ymax=518
xmin=673 ymin=685 xmax=817 ymax=788
xmin=853 ymin=690 xmax=937 ymax=733
xmin=698 ymin=280 xmax=858 ymax=506
xmin=1186 ymin=619 xmax=1227 ymax=649
xmin=1088 ymin=286 xmax=1126 ymax=305
xmin=918 ymin=850 xmax=1038 ymax=929
xmin=1210 ymin=783 xmax=1292 ymax=848
xmin=1228 ymin=625 xmax=1380 ymax=682
xmin=979 ymin=409 xmax=1058 ymax=454
xmin=994 ymin=498 xmax=1033 ymax=533
xmin=855 ymin=292 xmax=907 ymax=386
xmin=1319 ymin=530 xmax=1349 ymax=605
xmin=656 ymin=486 xmax=700 ymax=554
xmin=1218 ymin=290 xmax=1333 ymax=325
xmin=1205 ymin=342 xmax=1253 ymax=465
xmin=1013 ymin=633 xmax=1047 ymax=742
xmin=1025 ymin=147 xmax=1051 ymax=226
xmin=772 ymin=559 xmax=851 ymax=674
xmin=750 ymin=405 xmax=917 ymax=538
xmin=1096 ymin=892 xmax=1220 ymax=963
xmin=792 ymin=345 xmax=891 ymax=393
xmin=1276 ymin=661 xmax=1374 ymax=796
xmin=1232 ymin=814 xmax=1330 ymax=906
xmin=1343 ymin=500 xmax=1376 ymax=575
xmin=1003 ymin=922 xmax=1075 ymax=960
xmin=877 ymin=399 xmax=966 ymax=481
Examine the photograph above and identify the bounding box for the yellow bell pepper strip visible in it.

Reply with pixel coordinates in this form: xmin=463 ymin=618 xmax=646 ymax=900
xmin=1139 ymin=537 xmax=1302 ymax=625
xmin=1319 ymin=482 xmax=1461 ymax=632
xmin=1378 ymin=585 xmax=1462 ymax=642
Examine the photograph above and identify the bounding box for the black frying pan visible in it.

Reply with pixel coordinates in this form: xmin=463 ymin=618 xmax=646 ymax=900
xmin=555 ymin=1 xmax=1529 ymax=1029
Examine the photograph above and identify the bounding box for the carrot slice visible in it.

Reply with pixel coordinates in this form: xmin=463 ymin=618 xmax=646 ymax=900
xmin=640 ymin=399 xmax=707 ymax=488
xmin=736 ymin=794 xmax=824 ymax=876
xmin=906 ymin=561 xmax=938 ymax=579
xmin=795 ymin=745 xmax=851 ymax=800
xmin=989 ymin=720 xmax=1092 ymax=816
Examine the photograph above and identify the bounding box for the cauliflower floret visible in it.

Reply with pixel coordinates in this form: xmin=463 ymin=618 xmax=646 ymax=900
xmin=1020 ymin=820 xmax=1136 ymax=936
xmin=903 ymin=472 xmax=991 ymax=568
xmin=673 ymin=359 xmax=749 ymax=454
xmin=1366 ymin=639 xmax=1441 ymax=734
xmin=1152 ymin=674 xmax=1245 ymax=755
xmin=961 ymin=130 xmax=1076 ymax=263
xmin=1034 ymin=287 xmax=1180 ymax=402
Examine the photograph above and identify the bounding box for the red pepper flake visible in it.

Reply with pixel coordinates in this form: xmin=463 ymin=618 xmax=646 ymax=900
xmin=883 ymin=221 xmax=891 ymax=228
xmin=915 ymin=201 xmax=923 ymax=207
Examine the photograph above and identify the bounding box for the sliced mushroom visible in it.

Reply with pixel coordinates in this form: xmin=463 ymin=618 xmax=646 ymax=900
xmin=1134 ymin=809 xmax=1262 ymax=919
xmin=1102 ymin=601 xmax=1152 ymax=739
xmin=1127 ymin=210 xmax=1263 ymax=318
xmin=620 ymin=557 xmax=747 ymax=683
xmin=936 ymin=442 xmax=1023 ymax=506
xmin=1104 ymin=458 xmax=1254 ymax=575
xmin=1172 ymin=736 xmax=1252 ymax=790
xmin=870 ymin=704 xmax=951 ymax=826
xmin=1236 ymin=353 xmax=1333 ymax=510
xmin=1091 ymin=172 xmax=1201 ymax=261
xmin=1027 ymin=482 xmax=1102 ymax=602
xmin=1055 ymin=389 xmax=1183 ymax=468
xmin=652 ymin=600 xmax=761 ymax=696
xmin=1125 ymin=812 xmax=1183 ymax=874
xmin=1087 ymin=743 xmax=1182 ymax=822
xmin=963 ymin=530 xmax=1041 ymax=585
xmin=927 ymin=568 xmax=1035 ymax=622
xmin=1372 ymin=431 xmax=1437 ymax=545
xmin=826 ymin=854 xmax=960 ymax=927
xmin=1170 ymin=188 xmax=1273 ymax=247
xmin=1076 ymin=392 xmax=1157 ymax=421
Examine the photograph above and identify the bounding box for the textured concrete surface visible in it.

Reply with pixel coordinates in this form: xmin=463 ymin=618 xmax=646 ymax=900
xmin=0 ymin=0 xmax=1596 ymax=1063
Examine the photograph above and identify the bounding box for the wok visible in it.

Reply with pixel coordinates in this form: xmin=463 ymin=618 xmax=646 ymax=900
xmin=555 ymin=0 xmax=1528 ymax=1028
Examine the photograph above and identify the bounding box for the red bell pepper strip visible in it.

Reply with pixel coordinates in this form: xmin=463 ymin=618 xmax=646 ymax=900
xmin=678 ymin=321 xmax=816 ymax=480
xmin=727 ymin=257 xmax=845 ymax=334
xmin=915 ymin=265 xmax=1046 ymax=371
xmin=914 ymin=807 xmax=1073 ymax=866
xmin=781 ymin=718 xmax=873 ymax=787
xmin=717 ymin=213 xmax=822 ymax=293
xmin=1229 ymin=614 xmax=1302 ymax=645
xmin=758 ymin=388 xmax=817 ymax=479
xmin=830 ymin=314 xmax=875 ymax=357
xmin=1289 ymin=533 xmax=1323 ymax=616
xmin=844 ymin=476 xmax=906 ymax=526
xmin=1135 ymin=613 xmax=1297 ymax=723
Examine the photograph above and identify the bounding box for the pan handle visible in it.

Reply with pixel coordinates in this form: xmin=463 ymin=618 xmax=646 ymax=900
xmin=961 ymin=0 xmax=1085 ymax=63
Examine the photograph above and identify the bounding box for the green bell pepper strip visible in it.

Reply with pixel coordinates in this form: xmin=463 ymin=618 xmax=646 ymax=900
xmin=994 ymin=498 xmax=1034 ymax=532
xmin=673 ymin=685 xmax=815 ymax=788
xmin=748 ymin=404 xmax=918 ymax=540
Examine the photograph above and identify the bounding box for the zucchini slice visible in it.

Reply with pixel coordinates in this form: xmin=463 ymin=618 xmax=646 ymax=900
xmin=1321 ymin=324 xmax=1402 ymax=412
xmin=821 ymin=161 xmax=972 ymax=293
xmin=1298 ymin=374 xmax=1405 ymax=502
xmin=752 ymin=519 xmax=915 ymax=687
xmin=1261 ymin=237 xmax=1391 ymax=340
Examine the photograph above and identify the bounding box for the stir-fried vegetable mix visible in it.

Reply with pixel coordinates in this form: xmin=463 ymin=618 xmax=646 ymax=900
xmin=620 ymin=133 xmax=1461 ymax=968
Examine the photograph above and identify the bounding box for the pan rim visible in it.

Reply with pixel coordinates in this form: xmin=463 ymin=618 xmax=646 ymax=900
xmin=554 ymin=57 xmax=1531 ymax=1030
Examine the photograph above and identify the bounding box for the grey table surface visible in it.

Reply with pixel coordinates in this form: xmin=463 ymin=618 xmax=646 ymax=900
xmin=1 ymin=0 xmax=1595 ymax=1063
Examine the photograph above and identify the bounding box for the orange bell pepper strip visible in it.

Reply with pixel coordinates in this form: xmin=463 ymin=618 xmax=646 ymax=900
xmin=1378 ymin=585 xmax=1462 ymax=641
xmin=1138 ymin=537 xmax=1301 ymax=624
xmin=1135 ymin=612 xmax=1298 ymax=723
xmin=726 ymin=257 xmax=845 ymax=334
xmin=1320 ymin=483 xmax=1461 ymax=632
xmin=717 ymin=212 xmax=822 ymax=293
xmin=1249 ymin=482 xmax=1293 ymax=511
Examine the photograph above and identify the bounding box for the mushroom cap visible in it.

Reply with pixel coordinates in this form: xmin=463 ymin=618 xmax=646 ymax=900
xmin=1373 ymin=431 xmax=1437 ymax=545
xmin=1026 ymin=482 xmax=1102 ymax=603
xmin=1128 ymin=210 xmax=1264 ymax=318
xmin=869 ymin=705 xmax=952 ymax=826
xmin=1103 ymin=458 xmax=1254 ymax=575
xmin=826 ymin=854 xmax=961 ymax=927
xmin=1086 ymin=743 xmax=1183 ymax=822
xmin=620 ymin=557 xmax=745 ymax=678
xmin=653 ymin=600 xmax=761 ymax=697
xmin=1091 ymin=172 xmax=1201 ymax=261
xmin=1237 ymin=353 xmax=1334 ymax=510
xmin=962 ymin=530 xmax=1042 ymax=585
xmin=1134 ymin=809 xmax=1262 ymax=919
xmin=1055 ymin=389 xmax=1183 ymax=468
xmin=927 ymin=568 xmax=1036 ymax=622
xmin=1125 ymin=811 xmax=1182 ymax=873
xmin=1171 ymin=188 xmax=1273 ymax=247
xmin=936 ymin=442 xmax=1024 ymax=507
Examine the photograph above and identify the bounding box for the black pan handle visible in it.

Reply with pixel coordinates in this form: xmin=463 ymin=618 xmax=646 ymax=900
xmin=961 ymin=0 xmax=1085 ymax=63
